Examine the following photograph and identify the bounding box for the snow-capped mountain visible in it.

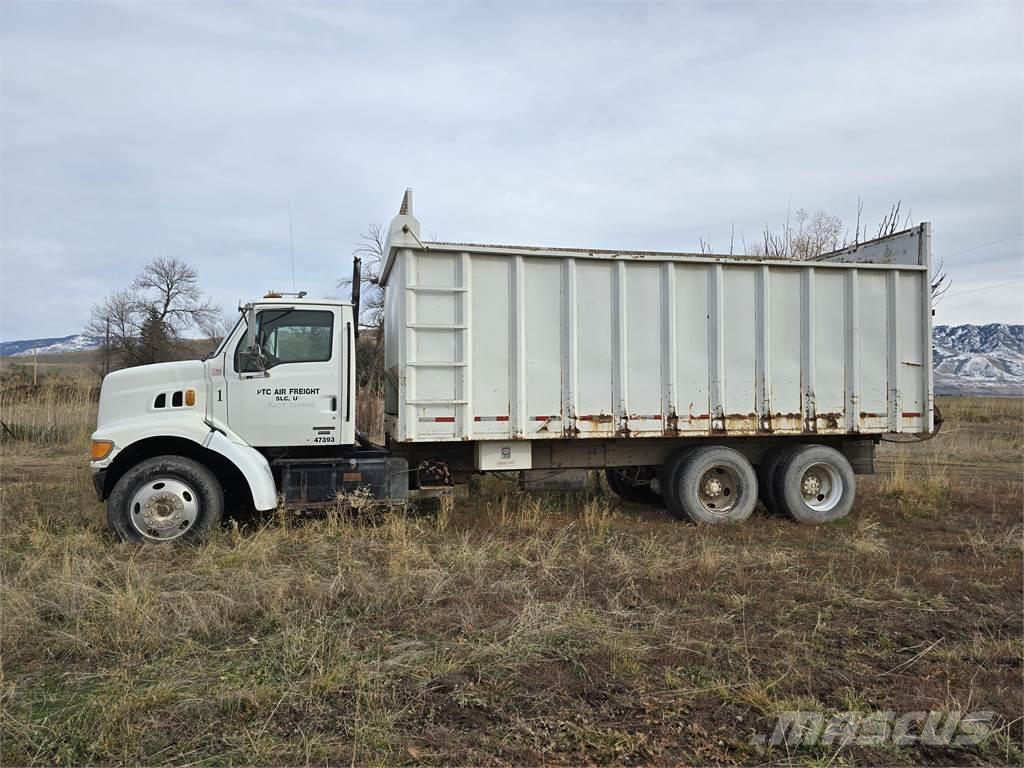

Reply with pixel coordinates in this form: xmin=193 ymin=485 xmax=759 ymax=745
xmin=933 ymin=324 xmax=1023 ymax=396
xmin=0 ymin=334 xmax=103 ymax=357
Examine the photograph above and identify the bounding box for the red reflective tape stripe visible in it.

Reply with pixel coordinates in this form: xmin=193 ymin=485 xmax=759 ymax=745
xmin=473 ymin=416 xmax=510 ymax=422
xmin=434 ymin=417 xmax=455 ymax=423
xmin=531 ymin=415 xmax=561 ymax=421
xmin=901 ymin=411 xmax=922 ymax=418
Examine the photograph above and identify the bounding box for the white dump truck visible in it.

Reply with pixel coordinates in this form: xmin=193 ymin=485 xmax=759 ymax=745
xmin=90 ymin=190 xmax=935 ymax=542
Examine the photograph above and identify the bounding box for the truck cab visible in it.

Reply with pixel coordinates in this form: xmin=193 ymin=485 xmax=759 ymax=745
xmin=209 ymin=297 xmax=356 ymax=448
xmin=89 ymin=297 xmax=382 ymax=543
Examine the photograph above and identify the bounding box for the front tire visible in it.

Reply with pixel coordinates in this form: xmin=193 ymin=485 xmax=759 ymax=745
xmin=773 ymin=445 xmax=856 ymax=524
xmin=107 ymin=456 xmax=224 ymax=543
xmin=663 ymin=446 xmax=758 ymax=524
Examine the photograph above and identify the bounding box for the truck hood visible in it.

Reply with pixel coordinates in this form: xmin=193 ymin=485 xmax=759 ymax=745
xmin=97 ymin=360 xmax=207 ymax=428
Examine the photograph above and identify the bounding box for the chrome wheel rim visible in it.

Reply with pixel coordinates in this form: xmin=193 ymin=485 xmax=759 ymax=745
xmin=129 ymin=478 xmax=199 ymax=541
xmin=697 ymin=466 xmax=739 ymax=515
xmin=800 ymin=462 xmax=843 ymax=512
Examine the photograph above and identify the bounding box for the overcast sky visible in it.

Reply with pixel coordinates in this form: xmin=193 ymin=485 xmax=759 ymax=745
xmin=1 ymin=0 xmax=1021 ymax=341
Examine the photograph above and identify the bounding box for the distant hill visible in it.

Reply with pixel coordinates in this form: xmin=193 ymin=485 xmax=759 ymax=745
xmin=2 ymin=325 xmax=1021 ymax=395
xmin=933 ymin=323 xmax=1023 ymax=396
xmin=0 ymin=334 xmax=102 ymax=358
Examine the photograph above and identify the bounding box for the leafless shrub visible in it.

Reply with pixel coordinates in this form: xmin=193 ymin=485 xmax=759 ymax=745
xmin=746 ymin=200 xmax=949 ymax=299
xmin=749 ymin=207 xmax=843 ymax=260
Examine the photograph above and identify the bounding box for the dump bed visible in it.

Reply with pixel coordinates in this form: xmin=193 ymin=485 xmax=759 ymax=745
xmin=381 ymin=192 xmax=933 ymax=444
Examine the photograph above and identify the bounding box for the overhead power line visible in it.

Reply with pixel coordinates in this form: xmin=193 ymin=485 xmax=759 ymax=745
xmin=944 ymin=277 xmax=1024 ymax=299
xmin=942 ymin=233 xmax=1023 ymax=259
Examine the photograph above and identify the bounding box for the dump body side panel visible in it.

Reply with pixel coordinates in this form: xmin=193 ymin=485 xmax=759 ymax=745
xmin=384 ymin=226 xmax=932 ymax=443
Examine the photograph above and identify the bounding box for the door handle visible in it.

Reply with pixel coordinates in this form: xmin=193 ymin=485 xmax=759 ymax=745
xmin=330 ymin=396 xmax=337 ymax=411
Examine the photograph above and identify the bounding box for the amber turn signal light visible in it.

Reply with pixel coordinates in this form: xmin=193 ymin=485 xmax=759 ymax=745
xmin=91 ymin=440 xmax=114 ymax=461
xmin=185 ymin=389 xmax=196 ymax=407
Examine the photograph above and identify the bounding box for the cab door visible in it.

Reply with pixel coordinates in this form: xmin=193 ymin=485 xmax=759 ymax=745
xmin=224 ymin=306 xmax=343 ymax=447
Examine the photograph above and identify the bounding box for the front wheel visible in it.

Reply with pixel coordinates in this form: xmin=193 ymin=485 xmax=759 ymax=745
xmin=107 ymin=456 xmax=224 ymax=543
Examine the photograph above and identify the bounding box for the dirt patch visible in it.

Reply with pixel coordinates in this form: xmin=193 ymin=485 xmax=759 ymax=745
xmin=1 ymin=455 xmax=85 ymax=484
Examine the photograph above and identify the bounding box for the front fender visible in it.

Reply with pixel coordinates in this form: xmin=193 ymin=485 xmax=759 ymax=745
xmin=202 ymin=430 xmax=278 ymax=511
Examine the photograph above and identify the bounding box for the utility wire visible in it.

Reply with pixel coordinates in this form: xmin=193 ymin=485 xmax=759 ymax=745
xmin=943 ymin=277 xmax=1024 ymax=299
xmin=942 ymin=233 xmax=1023 ymax=259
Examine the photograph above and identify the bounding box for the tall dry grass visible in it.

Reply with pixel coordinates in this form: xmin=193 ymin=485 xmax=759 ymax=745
xmin=0 ymin=379 xmax=97 ymax=446
xmin=356 ymin=378 xmax=385 ymax=442
xmin=876 ymin=396 xmax=1023 ymax=496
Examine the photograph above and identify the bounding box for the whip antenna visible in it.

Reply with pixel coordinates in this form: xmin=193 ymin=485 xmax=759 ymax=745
xmin=288 ymin=202 xmax=296 ymax=292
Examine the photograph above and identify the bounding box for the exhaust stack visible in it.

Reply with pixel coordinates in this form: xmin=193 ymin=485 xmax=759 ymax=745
xmin=351 ymin=256 xmax=361 ymax=339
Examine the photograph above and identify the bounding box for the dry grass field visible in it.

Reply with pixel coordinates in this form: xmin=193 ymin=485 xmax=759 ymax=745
xmin=0 ymin=379 xmax=1021 ymax=766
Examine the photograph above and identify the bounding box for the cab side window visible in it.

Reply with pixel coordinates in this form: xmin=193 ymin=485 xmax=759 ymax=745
xmin=234 ymin=309 xmax=334 ymax=372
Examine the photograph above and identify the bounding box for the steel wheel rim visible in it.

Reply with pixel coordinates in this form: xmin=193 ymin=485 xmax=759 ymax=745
xmin=800 ymin=462 xmax=843 ymax=512
xmin=696 ymin=465 xmax=739 ymax=515
xmin=129 ymin=477 xmax=200 ymax=541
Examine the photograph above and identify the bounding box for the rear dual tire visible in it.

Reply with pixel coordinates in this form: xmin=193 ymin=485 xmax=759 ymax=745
xmin=771 ymin=445 xmax=855 ymax=524
xmin=662 ymin=446 xmax=758 ymax=524
xmin=757 ymin=445 xmax=798 ymax=514
xmin=660 ymin=444 xmax=856 ymax=525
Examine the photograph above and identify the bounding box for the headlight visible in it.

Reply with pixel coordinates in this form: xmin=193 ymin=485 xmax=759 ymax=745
xmin=91 ymin=440 xmax=114 ymax=461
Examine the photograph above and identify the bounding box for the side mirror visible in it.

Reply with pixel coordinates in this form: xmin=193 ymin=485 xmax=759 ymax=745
xmin=243 ymin=305 xmax=257 ymax=352
xmin=240 ymin=344 xmax=268 ymax=375
xmin=240 ymin=306 xmax=268 ymax=374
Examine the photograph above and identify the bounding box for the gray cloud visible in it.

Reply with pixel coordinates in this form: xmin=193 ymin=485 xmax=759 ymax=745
xmin=1 ymin=0 xmax=1021 ymax=340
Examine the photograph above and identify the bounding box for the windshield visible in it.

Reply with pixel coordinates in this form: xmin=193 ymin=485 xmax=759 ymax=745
xmin=234 ymin=308 xmax=333 ymax=372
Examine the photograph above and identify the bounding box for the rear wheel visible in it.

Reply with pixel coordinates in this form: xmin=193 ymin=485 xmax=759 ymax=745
xmin=757 ymin=444 xmax=797 ymax=514
xmin=663 ymin=446 xmax=758 ymax=524
xmin=605 ymin=467 xmax=662 ymax=505
xmin=773 ymin=445 xmax=856 ymax=524
xmin=107 ymin=456 xmax=224 ymax=543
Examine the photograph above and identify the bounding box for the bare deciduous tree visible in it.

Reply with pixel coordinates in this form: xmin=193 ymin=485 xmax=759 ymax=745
xmin=338 ymin=223 xmax=387 ymax=330
xmin=338 ymin=223 xmax=387 ymax=384
xmin=197 ymin=312 xmax=239 ymax=346
xmin=86 ymin=257 xmax=220 ymax=370
xmin=130 ymin=257 xmax=219 ymax=336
